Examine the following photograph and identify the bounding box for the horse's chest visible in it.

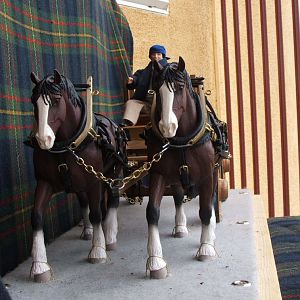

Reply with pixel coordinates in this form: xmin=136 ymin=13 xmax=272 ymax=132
xmin=150 ymin=149 xmax=184 ymax=176
xmin=150 ymin=146 xmax=212 ymax=181
xmin=34 ymin=147 xmax=103 ymax=191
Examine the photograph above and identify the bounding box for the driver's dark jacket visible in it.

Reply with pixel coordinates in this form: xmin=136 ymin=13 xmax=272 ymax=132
xmin=126 ymin=62 xmax=154 ymax=101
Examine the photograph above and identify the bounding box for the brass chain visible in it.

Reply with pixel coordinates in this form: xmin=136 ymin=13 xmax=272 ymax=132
xmin=122 ymin=193 xmax=143 ymax=205
xmin=182 ymin=196 xmax=193 ymax=203
xmin=68 ymin=142 xmax=170 ymax=190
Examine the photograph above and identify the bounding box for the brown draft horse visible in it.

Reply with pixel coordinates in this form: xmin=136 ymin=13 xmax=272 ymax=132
xmin=28 ymin=70 xmax=127 ymax=282
xmin=145 ymin=57 xmax=218 ymax=279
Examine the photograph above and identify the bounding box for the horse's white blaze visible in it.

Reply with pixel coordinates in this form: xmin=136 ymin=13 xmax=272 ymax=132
xmin=147 ymin=225 xmax=166 ymax=271
xmin=175 ymin=205 xmax=188 ymax=234
xmin=158 ymin=82 xmax=178 ymax=138
xmin=88 ymin=223 xmax=107 ymax=261
xmin=103 ymin=208 xmax=118 ymax=245
xmin=31 ymin=230 xmax=50 ymax=276
xmin=197 ymin=207 xmax=217 ymax=257
xmin=35 ymin=96 xmax=55 ymax=150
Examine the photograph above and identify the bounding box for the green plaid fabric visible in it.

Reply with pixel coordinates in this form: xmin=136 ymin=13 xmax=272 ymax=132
xmin=0 ymin=0 xmax=133 ymax=275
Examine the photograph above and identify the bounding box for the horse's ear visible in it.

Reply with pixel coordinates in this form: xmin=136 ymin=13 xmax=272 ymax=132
xmin=177 ymin=56 xmax=185 ymax=72
xmin=30 ymin=72 xmax=40 ymax=85
xmin=53 ymin=69 xmax=62 ymax=84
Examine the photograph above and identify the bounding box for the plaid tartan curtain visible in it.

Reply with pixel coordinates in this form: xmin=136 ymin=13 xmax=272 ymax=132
xmin=0 ymin=0 xmax=133 ymax=275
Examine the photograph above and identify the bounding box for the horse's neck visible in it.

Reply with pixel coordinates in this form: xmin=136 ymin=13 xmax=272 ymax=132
xmin=177 ymin=89 xmax=197 ymax=136
xmin=56 ymin=98 xmax=82 ymax=141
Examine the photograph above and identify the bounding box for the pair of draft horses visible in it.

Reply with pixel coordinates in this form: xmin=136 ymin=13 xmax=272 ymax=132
xmin=28 ymin=57 xmax=220 ymax=282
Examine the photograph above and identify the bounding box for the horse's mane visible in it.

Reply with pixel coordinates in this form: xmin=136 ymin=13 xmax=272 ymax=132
xmin=162 ymin=62 xmax=198 ymax=99
xmin=32 ymin=74 xmax=82 ymax=107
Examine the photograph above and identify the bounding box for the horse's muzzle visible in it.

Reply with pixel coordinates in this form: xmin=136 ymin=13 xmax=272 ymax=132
xmin=35 ymin=125 xmax=55 ymax=149
xmin=159 ymin=119 xmax=178 ymax=138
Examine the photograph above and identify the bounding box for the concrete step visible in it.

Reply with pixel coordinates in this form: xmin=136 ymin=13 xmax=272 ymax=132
xmin=3 ymin=190 xmax=280 ymax=300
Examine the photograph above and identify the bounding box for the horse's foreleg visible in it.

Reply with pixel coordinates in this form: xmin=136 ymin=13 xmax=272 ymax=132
xmin=172 ymin=185 xmax=188 ymax=238
xmin=87 ymin=185 xmax=107 ymax=264
xmin=196 ymin=206 xmax=217 ymax=261
xmin=77 ymin=192 xmax=93 ymax=240
xmin=146 ymin=173 xmax=167 ymax=279
xmin=88 ymin=223 xmax=107 ymax=263
xmin=196 ymin=177 xmax=217 ymax=261
xmin=31 ymin=180 xmax=53 ymax=282
xmin=103 ymin=187 xmax=119 ymax=251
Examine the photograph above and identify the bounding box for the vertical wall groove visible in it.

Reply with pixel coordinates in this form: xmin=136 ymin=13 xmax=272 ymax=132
xmin=232 ymin=0 xmax=247 ymax=188
xmin=216 ymin=0 xmax=298 ymax=217
xmin=275 ymin=0 xmax=290 ymax=216
xmin=245 ymin=0 xmax=260 ymax=194
xmin=292 ymin=0 xmax=300 ymax=207
xmin=221 ymin=0 xmax=235 ymax=188
xmin=260 ymin=0 xmax=275 ymax=217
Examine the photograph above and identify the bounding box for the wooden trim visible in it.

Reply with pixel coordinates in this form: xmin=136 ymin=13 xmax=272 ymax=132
xmin=245 ymin=1 xmax=260 ymax=194
xmin=253 ymin=195 xmax=282 ymax=300
xmin=245 ymin=0 xmax=260 ymax=194
xmin=275 ymin=1 xmax=290 ymax=216
xmin=260 ymin=0 xmax=275 ymax=217
xmin=292 ymin=0 xmax=300 ymax=208
xmin=221 ymin=0 xmax=235 ymax=188
xmin=232 ymin=0 xmax=247 ymax=188
xmin=126 ymin=140 xmax=146 ymax=150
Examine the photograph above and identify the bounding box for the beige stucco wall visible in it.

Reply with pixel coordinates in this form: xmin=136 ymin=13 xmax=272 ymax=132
xmin=119 ymin=0 xmax=218 ymax=107
xmin=213 ymin=0 xmax=300 ymax=216
xmin=119 ymin=0 xmax=300 ymax=217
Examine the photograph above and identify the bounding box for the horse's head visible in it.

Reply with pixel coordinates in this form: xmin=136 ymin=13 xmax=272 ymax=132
xmin=153 ymin=56 xmax=189 ymax=138
xmin=30 ymin=70 xmax=80 ymax=150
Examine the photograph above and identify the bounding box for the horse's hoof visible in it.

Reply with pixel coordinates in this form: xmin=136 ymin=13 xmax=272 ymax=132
xmin=196 ymin=255 xmax=217 ymax=262
xmin=81 ymin=233 xmax=92 ymax=240
xmin=150 ymin=266 xmax=168 ymax=279
xmin=174 ymin=231 xmax=188 ymax=238
xmin=88 ymin=257 xmax=106 ymax=264
xmin=34 ymin=270 xmax=52 ymax=283
xmin=106 ymin=242 xmax=116 ymax=251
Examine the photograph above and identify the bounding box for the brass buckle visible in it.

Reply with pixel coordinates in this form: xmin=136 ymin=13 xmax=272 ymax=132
xmin=179 ymin=165 xmax=189 ymax=174
xmin=58 ymin=163 xmax=68 ymax=172
xmin=88 ymin=127 xmax=100 ymax=139
xmin=148 ymin=89 xmax=155 ymax=95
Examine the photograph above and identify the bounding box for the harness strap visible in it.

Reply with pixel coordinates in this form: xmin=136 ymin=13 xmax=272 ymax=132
xmin=179 ymin=149 xmax=189 ymax=188
xmin=57 ymin=162 xmax=72 ymax=192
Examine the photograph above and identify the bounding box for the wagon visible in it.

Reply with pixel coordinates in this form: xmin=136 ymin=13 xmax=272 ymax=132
xmin=119 ymin=76 xmax=230 ymax=223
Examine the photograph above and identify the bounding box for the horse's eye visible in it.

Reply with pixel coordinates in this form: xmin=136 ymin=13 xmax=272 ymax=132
xmin=52 ymin=99 xmax=59 ymax=106
xmin=51 ymin=96 xmax=60 ymax=106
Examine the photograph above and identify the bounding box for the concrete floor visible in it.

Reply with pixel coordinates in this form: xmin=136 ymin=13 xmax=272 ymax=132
xmin=4 ymin=190 xmax=258 ymax=300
